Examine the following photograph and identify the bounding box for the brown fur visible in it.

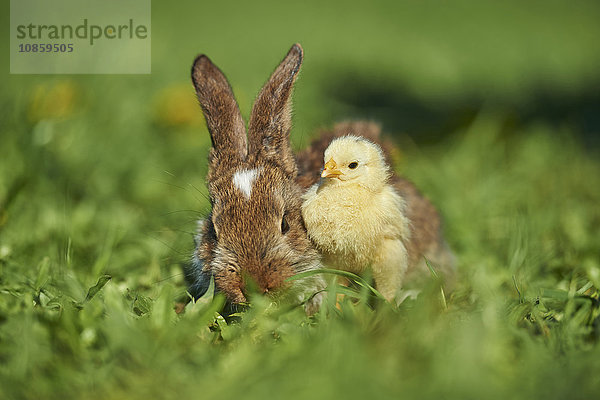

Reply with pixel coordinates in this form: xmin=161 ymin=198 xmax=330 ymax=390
xmin=191 ymin=55 xmax=248 ymax=180
xmin=189 ymin=44 xmax=324 ymax=311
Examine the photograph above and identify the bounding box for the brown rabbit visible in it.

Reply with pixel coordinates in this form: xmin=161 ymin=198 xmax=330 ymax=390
xmin=187 ymin=44 xmax=324 ymax=315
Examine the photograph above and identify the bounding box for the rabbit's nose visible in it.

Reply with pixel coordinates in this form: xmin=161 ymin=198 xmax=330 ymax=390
xmin=263 ymin=287 xmax=270 ymax=294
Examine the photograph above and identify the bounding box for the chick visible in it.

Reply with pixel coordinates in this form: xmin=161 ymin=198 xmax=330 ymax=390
xmin=301 ymin=135 xmax=411 ymax=301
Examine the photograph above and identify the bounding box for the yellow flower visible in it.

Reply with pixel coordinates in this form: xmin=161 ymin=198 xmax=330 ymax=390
xmin=29 ymin=81 xmax=79 ymax=122
xmin=153 ymin=84 xmax=205 ymax=128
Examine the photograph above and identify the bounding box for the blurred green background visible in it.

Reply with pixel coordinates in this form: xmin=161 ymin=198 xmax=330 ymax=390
xmin=1 ymin=1 xmax=600 ymax=399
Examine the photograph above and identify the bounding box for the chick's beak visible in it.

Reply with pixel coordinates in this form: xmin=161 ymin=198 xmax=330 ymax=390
xmin=321 ymin=159 xmax=343 ymax=178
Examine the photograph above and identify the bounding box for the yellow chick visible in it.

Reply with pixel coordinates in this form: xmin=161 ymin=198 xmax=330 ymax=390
xmin=301 ymin=135 xmax=411 ymax=301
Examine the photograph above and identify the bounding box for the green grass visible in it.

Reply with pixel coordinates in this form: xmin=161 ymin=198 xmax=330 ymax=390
xmin=2 ymin=1 xmax=600 ymax=399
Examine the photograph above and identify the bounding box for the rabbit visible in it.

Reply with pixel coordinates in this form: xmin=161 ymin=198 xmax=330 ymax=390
xmin=186 ymin=44 xmax=325 ymax=316
xmin=298 ymin=121 xmax=456 ymax=295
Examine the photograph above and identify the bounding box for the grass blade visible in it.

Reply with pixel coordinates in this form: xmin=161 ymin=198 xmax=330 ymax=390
xmin=287 ymin=268 xmax=386 ymax=300
xmin=83 ymin=274 xmax=112 ymax=303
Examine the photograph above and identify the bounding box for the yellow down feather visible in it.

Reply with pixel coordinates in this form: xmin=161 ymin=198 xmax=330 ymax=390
xmin=302 ymin=135 xmax=411 ymax=301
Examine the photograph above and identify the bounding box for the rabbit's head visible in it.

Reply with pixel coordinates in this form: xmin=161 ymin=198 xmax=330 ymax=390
xmin=188 ymin=44 xmax=323 ymax=313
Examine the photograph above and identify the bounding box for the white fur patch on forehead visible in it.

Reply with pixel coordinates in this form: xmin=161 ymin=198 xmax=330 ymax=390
xmin=232 ymin=168 xmax=261 ymax=199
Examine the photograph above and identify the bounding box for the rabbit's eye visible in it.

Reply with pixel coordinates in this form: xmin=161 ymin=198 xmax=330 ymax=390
xmin=348 ymin=162 xmax=358 ymax=169
xmin=281 ymin=214 xmax=290 ymax=234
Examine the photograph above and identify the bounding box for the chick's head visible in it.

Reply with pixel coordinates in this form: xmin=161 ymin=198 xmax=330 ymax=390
xmin=321 ymin=135 xmax=389 ymax=190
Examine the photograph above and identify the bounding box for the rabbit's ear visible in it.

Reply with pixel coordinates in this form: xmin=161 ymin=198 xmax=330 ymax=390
xmin=248 ymin=44 xmax=303 ymax=175
xmin=191 ymin=55 xmax=248 ymax=168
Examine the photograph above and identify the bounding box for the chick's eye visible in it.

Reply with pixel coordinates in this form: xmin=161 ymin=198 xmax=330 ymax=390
xmin=281 ymin=214 xmax=290 ymax=234
xmin=348 ymin=162 xmax=358 ymax=169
